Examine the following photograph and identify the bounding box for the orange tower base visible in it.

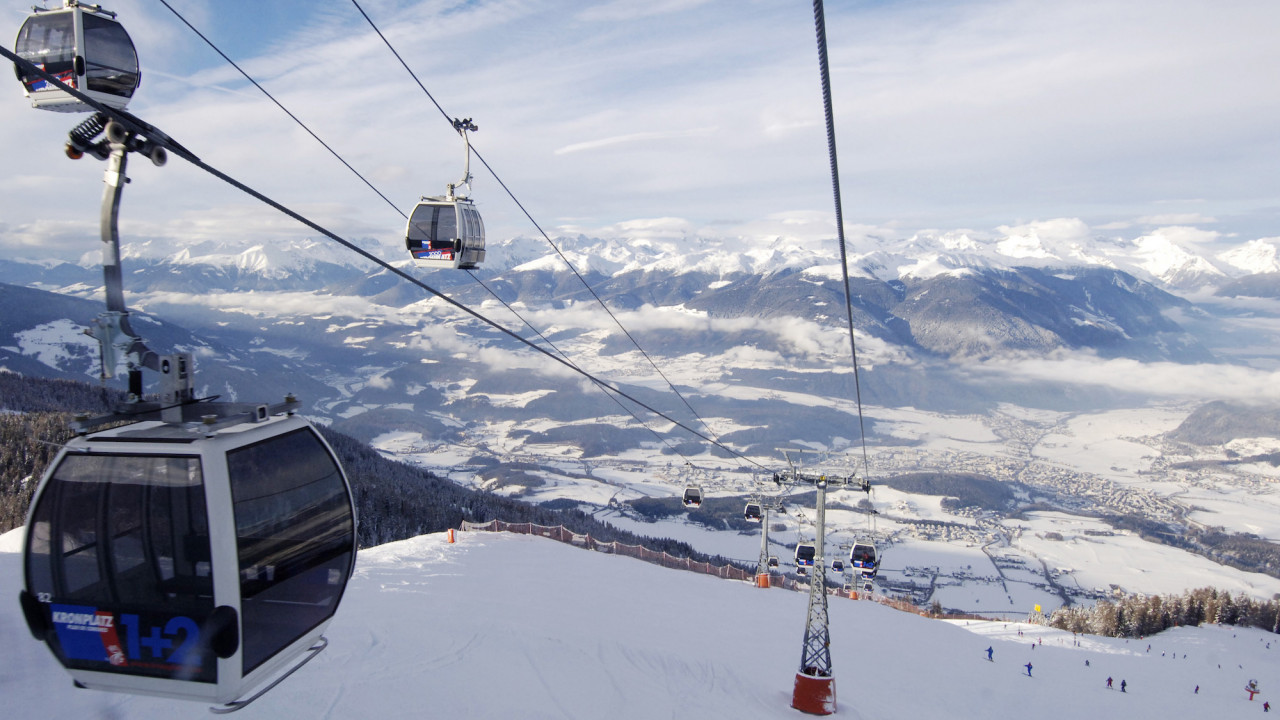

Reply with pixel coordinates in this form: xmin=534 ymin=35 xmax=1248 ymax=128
xmin=791 ymin=672 xmax=836 ymax=715
xmin=756 ymin=573 xmax=771 ymax=588
xmin=447 ymin=528 xmax=456 ymax=543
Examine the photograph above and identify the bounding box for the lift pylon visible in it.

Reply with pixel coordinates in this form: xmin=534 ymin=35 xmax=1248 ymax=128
xmin=792 ymin=475 xmax=835 ymax=714
xmin=772 ymin=453 xmax=851 ymax=716
xmin=753 ymin=498 xmax=787 ymax=588
xmin=756 ymin=504 xmax=773 ymax=587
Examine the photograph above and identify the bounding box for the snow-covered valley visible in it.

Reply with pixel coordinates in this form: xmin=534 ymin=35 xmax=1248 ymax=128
xmin=5 ymin=227 xmax=1280 ymax=614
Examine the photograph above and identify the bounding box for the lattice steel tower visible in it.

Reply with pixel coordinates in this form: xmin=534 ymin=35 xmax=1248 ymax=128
xmin=778 ymin=463 xmax=845 ymax=715
xmin=797 ymin=477 xmax=832 ymax=678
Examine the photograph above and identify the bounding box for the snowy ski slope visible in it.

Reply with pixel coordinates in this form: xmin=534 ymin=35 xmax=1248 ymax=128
xmin=3 ymin=528 xmax=1278 ymax=719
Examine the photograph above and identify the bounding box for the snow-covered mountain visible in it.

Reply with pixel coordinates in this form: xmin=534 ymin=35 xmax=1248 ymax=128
xmin=478 ymin=222 xmax=1279 ymax=296
xmin=1 ymin=218 xmax=1278 ymax=454
xmin=5 ymin=528 xmax=1279 ymax=719
xmin=0 ymin=283 xmax=337 ymax=403
xmin=8 ymin=214 xmax=1279 ymax=297
xmin=1219 ymin=238 xmax=1280 ymax=276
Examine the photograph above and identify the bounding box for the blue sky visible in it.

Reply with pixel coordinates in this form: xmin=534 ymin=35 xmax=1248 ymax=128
xmin=3 ymin=0 xmax=1278 ymax=263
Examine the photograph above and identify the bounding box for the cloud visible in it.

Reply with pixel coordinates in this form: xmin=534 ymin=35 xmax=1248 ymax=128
xmin=971 ymin=353 xmax=1280 ymax=404
xmin=554 ymin=128 xmax=718 ymax=156
xmin=1132 ymin=225 xmax=1223 ymax=252
xmin=996 ymin=219 xmax=1093 ymax=246
xmin=364 ymin=374 xmax=395 ymax=390
xmin=576 ymin=0 xmax=714 ymax=23
xmin=474 ymin=344 xmax=582 ymax=379
xmin=135 ymin=290 xmax=392 ymax=321
xmin=1138 ymin=214 xmax=1217 ymax=226
xmin=6 ymin=0 xmax=1280 ymax=282
xmin=509 ymin=302 xmax=904 ymax=368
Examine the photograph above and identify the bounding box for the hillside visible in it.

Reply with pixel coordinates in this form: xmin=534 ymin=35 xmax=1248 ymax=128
xmin=0 ymin=375 xmax=740 ymax=571
xmin=4 ymin=529 xmax=1279 ymax=719
xmin=1166 ymin=401 xmax=1280 ymax=446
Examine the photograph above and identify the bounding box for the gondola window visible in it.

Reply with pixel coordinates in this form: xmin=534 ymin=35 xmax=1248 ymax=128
xmin=228 ymin=428 xmax=354 ymax=674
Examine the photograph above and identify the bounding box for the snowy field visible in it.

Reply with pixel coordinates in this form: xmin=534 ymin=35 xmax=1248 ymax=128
xmin=5 ymin=528 xmax=1280 ymax=719
xmin=361 ymin=394 xmax=1280 ymax=612
xmin=1011 ymin=512 xmax=1280 ymax=600
xmin=1031 ymin=408 xmax=1189 ymax=480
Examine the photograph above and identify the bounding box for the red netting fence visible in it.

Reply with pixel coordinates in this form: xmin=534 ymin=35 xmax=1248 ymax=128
xmin=460 ymin=518 xmax=754 ymax=581
xmin=457 ymin=519 xmax=930 ymax=614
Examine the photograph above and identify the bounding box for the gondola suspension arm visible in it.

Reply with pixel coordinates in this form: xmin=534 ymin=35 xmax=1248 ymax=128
xmin=64 ymin=110 xmax=185 ymax=405
xmin=448 ymin=117 xmax=477 ymax=200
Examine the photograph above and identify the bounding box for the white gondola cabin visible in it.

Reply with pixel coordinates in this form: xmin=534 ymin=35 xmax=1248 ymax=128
xmin=795 ymin=543 xmax=816 ymax=567
xmin=405 ymin=197 xmax=485 ymax=270
xmin=850 ymin=542 xmax=878 ymax=576
xmin=18 ymin=414 xmax=357 ymax=707
xmin=832 ymin=559 xmax=844 ymax=572
xmin=743 ymin=502 xmax=762 ymax=522
xmin=767 ymin=555 xmax=779 ymax=569
xmin=682 ymin=485 xmax=703 ymax=508
xmin=14 ymin=1 xmax=140 ymax=112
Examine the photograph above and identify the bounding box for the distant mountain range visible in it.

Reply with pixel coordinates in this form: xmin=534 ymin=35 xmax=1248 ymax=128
xmin=0 ymin=226 xmax=1277 ymax=457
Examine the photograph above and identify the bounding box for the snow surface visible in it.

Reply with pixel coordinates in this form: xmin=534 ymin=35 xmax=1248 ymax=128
xmin=4 ymin=527 xmax=1280 ymax=719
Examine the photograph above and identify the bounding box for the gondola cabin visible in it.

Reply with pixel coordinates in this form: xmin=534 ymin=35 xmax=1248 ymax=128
xmin=795 ymin=543 xmax=816 ymax=567
xmin=18 ymin=413 xmax=357 ymax=706
xmin=681 ymin=485 xmax=703 ymax=508
xmin=405 ymin=197 xmax=485 ymax=270
xmin=14 ymin=1 xmax=140 ymax=112
xmin=850 ymin=542 xmax=878 ymax=575
xmin=743 ymin=502 xmax=762 ymax=522
xmin=767 ymin=555 xmax=779 ymax=569
xmin=832 ymin=559 xmax=844 ymax=572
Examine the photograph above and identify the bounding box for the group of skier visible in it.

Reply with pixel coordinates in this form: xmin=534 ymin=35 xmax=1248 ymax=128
xmin=986 ymin=642 xmax=1277 ymax=710
xmin=986 ymin=645 xmax=1127 ymax=690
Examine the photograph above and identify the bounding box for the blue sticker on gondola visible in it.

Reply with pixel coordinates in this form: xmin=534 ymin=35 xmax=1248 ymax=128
xmin=51 ymin=604 xmax=124 ymax=665
xmin=50 ymin=604 xmax=214 ymax=682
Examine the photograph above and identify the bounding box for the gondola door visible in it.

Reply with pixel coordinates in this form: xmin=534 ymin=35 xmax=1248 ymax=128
xmin=406 ymin=201 xmax=462 ymax=269
xmin=406 ymin=199 xmax=485 ymax=270
xmin=20 ymin=448 xmax=228 ymax=694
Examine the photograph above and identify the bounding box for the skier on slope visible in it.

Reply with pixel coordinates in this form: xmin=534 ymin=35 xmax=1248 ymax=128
xmin=987 ymin=646 xmax=993 ymax=661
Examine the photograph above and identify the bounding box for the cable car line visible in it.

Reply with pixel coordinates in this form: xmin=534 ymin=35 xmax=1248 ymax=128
xmin=158 ymin=5 xmax=701 ymax=466
xmin=156 ymin=0 xmax=406 ymax=221
xmin=0 ymin=46 xmax=769 ymax=472
xmin=349 ymin=0 xmax=735 ymax=462
xmin=812 ymin=0 xmax=872 ymax=483
xmin=152 ymin=3 xmax=700 ymax=464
